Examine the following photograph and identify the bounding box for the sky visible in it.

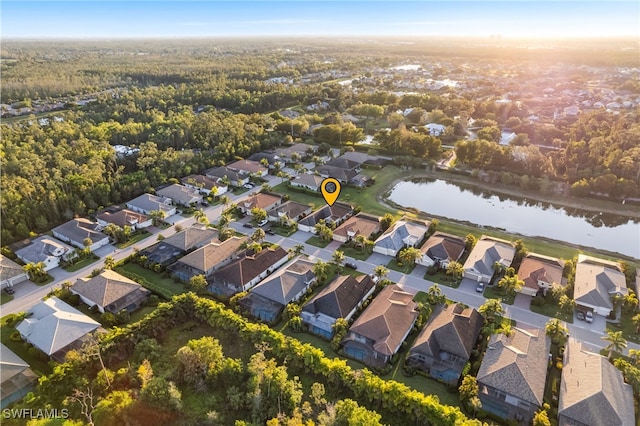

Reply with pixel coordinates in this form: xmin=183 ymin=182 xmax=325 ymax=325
xmin=2 ymin=1 xmax=639 ymax=39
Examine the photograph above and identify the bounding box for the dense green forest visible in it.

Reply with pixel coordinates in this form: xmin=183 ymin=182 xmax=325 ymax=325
xmin=1 ymin=39 xmax=639 ymax=245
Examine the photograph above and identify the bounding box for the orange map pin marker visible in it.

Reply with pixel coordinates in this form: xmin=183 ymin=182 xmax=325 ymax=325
xmin=320 ymin=178 xmax=341 ymax=206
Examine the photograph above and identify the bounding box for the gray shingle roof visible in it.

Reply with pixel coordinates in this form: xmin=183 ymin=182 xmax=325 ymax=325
xmin=574 ymin=255 xmax=627 ymax=310
xmin=53 ymin=218 xmax=106 ymax=245
xmin=477 ymin=326 xmax=550 ymax=406
xmin=161 ymin=225 xmax=218 ymax=252
xmin=298 ymin=203 xmax=353 ymax=228
xmin=374 ymin=219 xmax=429 ymax=252
xmin=210 ymin=247 xmax=288 ymax=288
xmin=0 ymin=255 xmax=27 ymax=283
xmin=559 ymin=339 xmax=635 ymax=426
xmin=463 ymin=236 xmax=515 ymax=276
xmin=15 ymin=236 xmax=73 ymax=264
xmin=156 ymin=184 xmax=201 ymax=205
xmin=302 ymin=274 xmax=376 ymax=319
xmin=127 ymin=193 xmax=174 ymax=214
xmin=72 ymin=270 xmax=147 ymax=310
xmin=250 ymin=257 xmax=315 ymax=305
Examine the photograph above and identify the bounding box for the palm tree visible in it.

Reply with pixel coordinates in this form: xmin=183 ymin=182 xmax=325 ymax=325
xmin=602 ymin=330 xmax=627 ymax=360
xmin=103 ymin=255 xmax=115 ymax=270
xmin=220 ymin=195 xmax=231 ymax=207
xmin=313 ymin=260 xmax=329 ymax=282
xmin=216 ymin=213 xmax=232 ymax=229
xmin=103 ymin=223 xmax=122 ymax=241
xmin=354 ymin=234 xmax=367 ymax=250
xmin=446 ymin=261 xmax=464 ymax=283
xmin=629 ymin=349 xmax=640 ymax=366
xmin=427 ymin=284 xmax=445 ymax=306
xmin=149 ymin=209 xmax=166 ymax=226
xmin=288 ymin=244 xmax=305 ymax=258
xmin=545 ymin=318 xmax=568 ymax=345
xmin=479 ymin=299 xmax=504 ymax=324
xmin=373 ymin=265 xmax=389 ymax=282
xmin=497 ymin=275 xmax=524 ymax=296
xmin=398 ymin=247 xmax=422 ymax=268
xmin=492 ymin=261 xmax=505 ymax=277
xmin=251 ymin=228 xmax=266 ymax=243
xmin=331 ymin=250 xmax=345 ymax=269
xmin=633 ymin=313 xmax=640 ymax=334
xmin=558 ymin=294 xmax=575 ymax=314
xmin=193 ymin=209 xmax=209 ymax=225
xmin=247 ymin=241 xmax=263 ymax=254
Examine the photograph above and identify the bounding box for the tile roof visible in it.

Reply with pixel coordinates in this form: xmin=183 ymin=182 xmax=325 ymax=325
xmin=242 ymin=193 xmax=282 ymax=211
xmin=156 ymin=184 xmax=201 ymax=205
xmin=325 ymin=156 xmax=361 ymax=170
xmin=298 ymin=203 xmax=353 ymax=228
xmin=269 ymin=201 xmax=311 ymax=219
xmin=574 ymin=255 xmax=627 ymax=310
xmin=517 ymin=254 xmax=564 ymax=291
xmin=477 ymin=326 xmax=550 ymax=406
xmin=72 ymin=270 xmax=146 ymax=309
xmin=314 ymin=165 xmax=357 ymax=182
xmin=176 ymin=236 xmax=246 ymax=272
xmin=204 ymin=166 xmax=246 ymax=182
xmin=374 ymin=218 xmax=430 ymax=251
xmin=181 ymin=174 xmax=223 ymax=192
xmin=16 ymin=297 xmax=99 ymax=355
xmin=210 ymin=247 xmax=288 ymax=288
xmin=274 ymin=143 xmax=316 ymax=158
xmin=96 ymin=208 xmax=149 ymax=228
xmin=559 ymin=339 xmax=635 ymax=426
xmin=302 ymin=274 xmax=376 ymax=319
xmin=410 ymin=304 xmax=483 ymax=361
xmin=333 ymin=213 xmax=380 ymax=239
xmin=161 ymin=225 xmax=218 ymax=252
xmin=250 ymin=257 xmax=316 ymax=305
xmin=463 ymin=236 xmax=515 ymax=276
xmin=127 ymin=193 xmax=174 ymax=214
xmin=349 ymin=284 xmax=419 ymax=356
xmin=227 ymin=159 xmax=267 ymax=174
xmin=52 ymin=218 xmax=106 ymax=245
xmin=419 ymin=232 xmax=465 ymax=263
xmin=291 ymin=173 xmax=324 ymax=188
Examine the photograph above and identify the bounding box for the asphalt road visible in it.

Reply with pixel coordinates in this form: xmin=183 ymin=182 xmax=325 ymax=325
xmin=3 ymin=176 xmax=636 ymax=355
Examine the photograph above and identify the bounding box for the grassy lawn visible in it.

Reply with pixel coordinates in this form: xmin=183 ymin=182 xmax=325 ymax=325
xmin=269 ymin=223 xmax=298 ymax=237
xmin=606 ymin=313 xmax=640 ymax=344
xmin=1 ymin=314 xmax=52 ymax=376
xmin=114 ymin=263 xmax=185 ymax=300
xmin=306 ymin=235 xmax=331 ymax=248
xmin=340 ymin=244 xmax=373 ymax=261
xmin=63 ymin=255 xmax=100 ymax=272
xmin=271 ymin=183 xmax=324 ymax=209
xmin=543 ymin=363 xmax=562 ymax=424
xmin=530 ymin=301 xmax=574 ymax=324
xmin=386 ymin=258 xmax=415 ymax=274
xmin=129 ymin=306 xmax=156 ymax=324
xmin=1 ymin=292 xmax=15 ymax=305
xmin=424 ymin=270 xmax=461 ymax=288
xmin=483 ymin=285 xmax=515 ymax=305
xmin=116 ymin=230 xmax=152 ymax=249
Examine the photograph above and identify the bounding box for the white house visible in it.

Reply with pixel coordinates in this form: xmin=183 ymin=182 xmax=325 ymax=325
xmin=574 ymin=255 xmax=627 ymax=317
xmin=15 ymin=236 xmax=75 ymax=271
xmin=373 ymin=218 xmax=430 ymax=257
xmin=425 ymin=123 xmax=446 ymax=136
xmin=52 ymin=218 xmax=110 ymax=252
xmin=126 ymin=193 xmax=177 ymax=217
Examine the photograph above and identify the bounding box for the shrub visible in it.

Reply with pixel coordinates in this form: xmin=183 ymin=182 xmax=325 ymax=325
xmin=10 ymin=331 xmax=22 ymax=342
xmin=100 ymin=312 xmax=117 ymax=327
xmin=27 ymin=347 xmax=39 ymax=358
xmin=67 ymin=294 xmax=81 ymax=306
xmin=147 ymin=295 xmax=160 ymax=307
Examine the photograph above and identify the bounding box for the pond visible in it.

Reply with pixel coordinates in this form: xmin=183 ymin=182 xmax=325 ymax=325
xmin=388 ymin=179 xmax=640 ymax=259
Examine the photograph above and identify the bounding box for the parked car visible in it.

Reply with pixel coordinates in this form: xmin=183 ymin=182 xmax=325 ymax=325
xmin=585 ymin=311 xmax=594 ymax=323
xmin=344 ymin=262 xmax=357 ymax=270
xmin=265 ymin=229 xmax=276 ymax=235
xmin=257 ymin=219 xmax=269 ymax=227
xmin=242 ymin=183 xmax=254 ymax=189
xmin=242 ymin=223 xmax=253 ymax=228
xmin=576 ymin=311 xmax=585 ymax=321
xmin=200 ymin=201 xmax=210 ymax=207
xmin=3 ymin=287 xmax=15 ymax=295
xmin=476 ymin=282 xmax=484 ymax=293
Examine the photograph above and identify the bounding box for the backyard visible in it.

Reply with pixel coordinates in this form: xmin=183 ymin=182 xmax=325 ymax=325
xmin=114 ymin=262 xmax=185 ymax=300
xmin=1 ymin=314 xmax=53 ymax=376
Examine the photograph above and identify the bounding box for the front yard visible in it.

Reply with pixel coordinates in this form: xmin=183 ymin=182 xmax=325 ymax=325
xmin=424 ymin=269 xmax=461 ymax=288
xmin=63 ymin=254 xmax=100 ymax=272
xmin=530 ymin=300 xmax=574 ymax=324
xmin=607 ymin=312 xmax=640 ymax=344
xmin=339 ymin=243 xmax=373 ymax=261
xmin=115 ymin=229 xmax=152 ymax=249
xmin=386 ymin=258 xmax=416 ymax=274
xmin=305 ymin=235 xmax=331 ymax=248
xmin=483 ymin=285 xmax=515 ymax=305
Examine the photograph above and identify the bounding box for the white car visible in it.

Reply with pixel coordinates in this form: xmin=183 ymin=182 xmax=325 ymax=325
xmin=585 ymin=311 xmax=594 ymax=323
xmin=257 ymin=219 xmax=269 ymax=227
xmin=242 ymin=183 xmax=254 ymax=189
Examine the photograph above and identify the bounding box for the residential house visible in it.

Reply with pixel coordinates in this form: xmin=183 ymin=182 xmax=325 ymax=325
xmin=247 ymin=152 xmax=285 ymax=170
xmin=301 ymin=274 xmax=376 ymax=339
xmin=126 ymin=193 xmax=177 ymax=217
xmin=14 ymin=236 xmax=75 ymax=271
xmin=267 ymin=201 xmax=312 ymax=225
xmin=204 ymin=166 xmax=249 ymax=188
xmin=406 ymin=304 xmax=482 ymax=385
xmin=297 ymin=202 xmax=353 ymax=233
xmin=96 ymin=207 xmax=152 ymax=231
xmin=240 ymin=193 xmax=283 ymax=215
xmin=208 ymin=247 xmax=289 ymax=297
xmin=342 ymin=284 xmax=419 ymax=368
xmin=156 ymin=184 xmax=203 ymax=206
xmin=574 ymin=254 xmax=627 ymax=317
xmin=417 ymin=232 xmax=466 ymax=268
xmin=558 ymin=339 xmax=635 ymax=426
xmin=476 ymin=326 xmax=550 ymax=423
xmin=291 ymin=173 xmax=325 ymax=192
xmin=516 ymin=254 xmax=565 ymax=297
xmin=0 ymin=255 xmax=29 ymax=289
xmin=373 ymin=218 xmax=430 ymax=257
xmin=71 ymin=270 xmax=150 ymax=314
xmin=239 ymin=257 xmax=316 ymax=323
xmin=52 ymin=218 xmax=109 ymax=252
xmin=325 ymin=156 xmax=362 ymax=173
xmin=314 ymin=164 xmax=357 ymax=184
xmin=274 ymin=143 xmax=316 ymax=163
xmin=1 ymin=344 xmax=38 ymax=409
xmin=180 ymin=174 xmax=228 ymax=196
xmin=16 ymin=297 xmax=100 ymax=361
xmin=333 ymin=213 xmax=381 ymax=243
xmin=169 ymin=236 xmax=246 ymax=282
xmin=463 ymin=236 xmax=515 ymax=283
xmin=139 ymin=224 xmax=218 ymax=265
xmin=425 ymin=123 xmax=446 ymax=136
xmin=227 ymin=159 xmax=268 ymax=177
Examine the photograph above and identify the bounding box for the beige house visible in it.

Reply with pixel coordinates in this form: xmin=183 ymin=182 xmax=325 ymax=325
xmin=332 ymin=213 xmax=380 ymax=243
xmin=516 ymin=254 xmax=565 ymax=297
xmin=0 ymin=255 xmax=29 ymax=289
xmin=72 ymin=270 xmax=150 ymax=314
xmin=574 ymin=255 xmax=627 ymax=317
xmin=169 ymin=236 xmax=247 ymax=282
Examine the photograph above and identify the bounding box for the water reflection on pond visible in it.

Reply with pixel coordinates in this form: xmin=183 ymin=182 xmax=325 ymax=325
xmin=388 ymin=179 xmax=640 ymax=258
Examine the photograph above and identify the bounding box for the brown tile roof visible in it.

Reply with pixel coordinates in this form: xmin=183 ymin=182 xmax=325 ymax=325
xmin=302 ymin=274 xmax=376 ymax=319
xmin=333 ymin=213 xmax=380 ymax=239
xmin=349 ymin=284 xmax=419 ymax=356
xmin=181 ymin=174 xmax=224 ymax=191
xmin=210 ymin=247 xmax=288 ymax=288
xmin=410 ymin=304 xmax=483 ymax=361
xmin=419 ymin=232 xmax=465 ymax=262
xmin=243 ymin=193 xmax=282 ymax=211
xmin=477 ymin=326 xmax=550 ymax=406
xmin=176 ymin=236 xmax=246 ymax=272
xmin=72 ymin=270 xmax=145 ymax=309
xmin=559 ymin=339 xmax=635 ymax=426
xmin=517 ymin=254 xmax=564 ymax=291
xmin=96 ymin=209 xmax=149 ymax=228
